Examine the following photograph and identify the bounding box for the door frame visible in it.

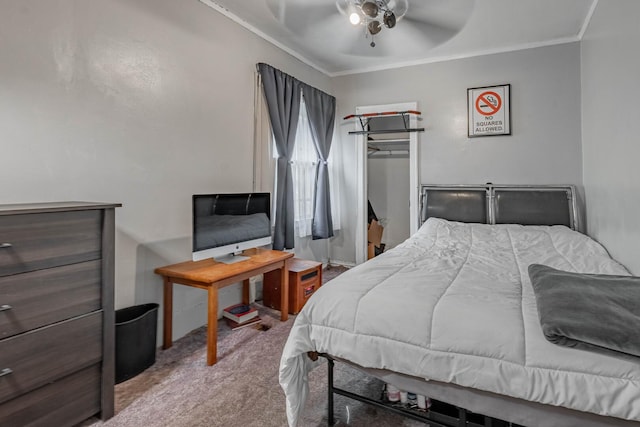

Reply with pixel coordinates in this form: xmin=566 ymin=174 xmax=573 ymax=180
xmin=354 ymin=101 xmax=421 ymax=265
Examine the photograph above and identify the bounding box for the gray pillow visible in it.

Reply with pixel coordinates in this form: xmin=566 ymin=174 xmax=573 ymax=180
xmin=528 ymin=264 xmax=640 ymax=357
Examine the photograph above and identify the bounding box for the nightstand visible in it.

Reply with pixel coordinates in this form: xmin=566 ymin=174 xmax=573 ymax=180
xmin=263 ymin=258 xmax=323 ymax=314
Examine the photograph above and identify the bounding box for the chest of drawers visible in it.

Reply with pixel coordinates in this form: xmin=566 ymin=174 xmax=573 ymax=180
xmin=0 ymin=202 xmax=120 ymax=426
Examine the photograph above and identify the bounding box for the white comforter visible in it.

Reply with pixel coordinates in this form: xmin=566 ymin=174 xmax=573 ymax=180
xmin=279 ymin=218 xmax=640 ymax=426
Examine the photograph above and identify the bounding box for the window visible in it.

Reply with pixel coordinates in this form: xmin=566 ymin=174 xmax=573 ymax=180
xmin=291 ymin=97 xmax=316 ymax=237
xmin=273 ymin=96 xmax=341 ymax=238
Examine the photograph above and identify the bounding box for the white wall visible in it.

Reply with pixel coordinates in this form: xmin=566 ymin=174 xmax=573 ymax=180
xmin=331 ymin=43 xmax=583 ymax=264
xmin=0 ymin=0 xmax=330 ymax=341
xmin=581 ymin=1 xmax=640 ymax=274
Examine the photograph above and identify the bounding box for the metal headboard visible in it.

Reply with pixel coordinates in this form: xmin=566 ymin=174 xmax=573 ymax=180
xmin=420 ymin=184 xmax=580 ymax=231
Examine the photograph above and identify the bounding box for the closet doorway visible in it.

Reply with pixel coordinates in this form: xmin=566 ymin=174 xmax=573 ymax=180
xmin=354 ymin=102 xmax=421 ymax=264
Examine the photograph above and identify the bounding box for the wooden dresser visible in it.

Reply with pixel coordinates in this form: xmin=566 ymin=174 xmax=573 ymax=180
xmin=0 ymin=202 xmax=120 ymax=426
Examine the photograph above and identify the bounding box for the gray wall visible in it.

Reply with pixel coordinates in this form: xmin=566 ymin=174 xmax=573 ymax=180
xmin=331 ymin=43 xmax=583 ymax=264
xmin=581 ymin=1 xmax=640 ymax=274
xmin=0 ymin=0 xmax=330 ymax=341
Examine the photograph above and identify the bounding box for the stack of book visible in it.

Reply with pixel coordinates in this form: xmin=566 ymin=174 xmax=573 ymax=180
xmin=222 ymin=303 xmax=261 ymax=330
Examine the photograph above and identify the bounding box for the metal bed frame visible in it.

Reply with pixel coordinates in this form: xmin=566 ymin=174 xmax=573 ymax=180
xmin=318 ymin=351 xmax=636 ymax=427
xmin=321 ymin=353 xmax=520 ymax=427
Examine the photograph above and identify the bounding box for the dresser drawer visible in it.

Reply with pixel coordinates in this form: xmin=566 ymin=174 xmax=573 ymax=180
xmin=0 ymin=260 xmax=102 ymax=339
xmin=0 ymin=311 xmax=102 ymax=404
xmin=0 ymin=210 xmax=102 ymax=277
xmin=0 ymin=364 xmax=101 ymax=427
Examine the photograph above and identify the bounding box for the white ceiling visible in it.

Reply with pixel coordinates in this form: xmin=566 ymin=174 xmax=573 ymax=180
xmin=199 ymin=0 xmax=598 ymax=76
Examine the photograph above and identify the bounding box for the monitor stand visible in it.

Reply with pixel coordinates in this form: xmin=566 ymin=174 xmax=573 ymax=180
xmin=214 ymin=252 xmax=250 ymax=264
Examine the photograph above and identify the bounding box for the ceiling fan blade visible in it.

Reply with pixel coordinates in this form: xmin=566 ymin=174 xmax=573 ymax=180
xmin=304 ymin=13 xmax=357 ymax=41
xmin=400 ymin=16 xmax=460 ymax=47
xmin=265 ymin=0 xmax=338 ymax=36
xmin=369 ymin=0 xmax=474 ymax=53
xmin=404 ymin=0 xmax=474 ymax=32
xmin=338 ymin=0 xmax=474 ymax=57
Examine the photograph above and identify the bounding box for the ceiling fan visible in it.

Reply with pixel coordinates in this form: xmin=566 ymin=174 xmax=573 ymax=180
xmin=336 ymin=0 xmax=408 ymax=47
xmin=265 ymin=0 xmax=474 ymax=57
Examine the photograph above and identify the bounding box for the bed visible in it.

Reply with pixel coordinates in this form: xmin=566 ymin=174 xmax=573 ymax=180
xmin=279 ymin=184 xmax=640 ymax=427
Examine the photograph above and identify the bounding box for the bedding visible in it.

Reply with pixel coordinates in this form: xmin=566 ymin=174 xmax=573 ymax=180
xmin=279 ymin=218 xmax=640 ymax=426
xmin=529 ymin=264 xmax=640 ymax=357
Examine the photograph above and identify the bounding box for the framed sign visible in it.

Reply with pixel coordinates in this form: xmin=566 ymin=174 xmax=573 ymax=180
xmin=467 ymin=84 xmax=511 ymax=137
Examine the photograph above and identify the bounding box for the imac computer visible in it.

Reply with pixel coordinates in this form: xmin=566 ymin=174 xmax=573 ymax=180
xmin=192 ymin=193 xmax=271 ymax=264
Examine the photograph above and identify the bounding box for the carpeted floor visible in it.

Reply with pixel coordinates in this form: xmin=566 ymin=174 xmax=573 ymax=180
xmin=85 ymin=265 xmax=423 ymax=427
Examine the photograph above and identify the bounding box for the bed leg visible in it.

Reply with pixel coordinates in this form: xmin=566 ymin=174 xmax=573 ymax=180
xmin=327 ymin=357 xmax=335 ymax=426
xmin=458 ymin=408 xmax=467 ymax=427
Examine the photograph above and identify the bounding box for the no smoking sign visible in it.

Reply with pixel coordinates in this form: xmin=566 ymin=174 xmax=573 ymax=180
xmin=468 ymin=84 xmax=511 ymax=137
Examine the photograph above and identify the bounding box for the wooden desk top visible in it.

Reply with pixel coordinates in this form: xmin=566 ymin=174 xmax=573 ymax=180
xmin=154 ymin=248 xmax=293 ymax=284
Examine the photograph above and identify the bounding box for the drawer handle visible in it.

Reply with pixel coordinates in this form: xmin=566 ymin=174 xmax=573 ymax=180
xmin=0 ymin=368 xmax=12 ymax=378
xmin=0 ymin=304 xmax=12 ymax=312
xmin=0 ymin=243 xmax=12 ymax=249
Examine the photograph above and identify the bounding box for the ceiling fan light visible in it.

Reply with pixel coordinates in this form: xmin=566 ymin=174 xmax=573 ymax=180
xmin=383 ymin=11 xmax=396 ymax=28
xmin=341 ymin=0 xmax=408 ymax=48
xmin=361 ymin=2 xmax=379 ymax=18
xmin=368 ymin=20 xmax=382 ymax=35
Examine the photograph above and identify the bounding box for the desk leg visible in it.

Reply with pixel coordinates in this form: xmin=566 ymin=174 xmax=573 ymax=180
xmin=280 ymin=261 xmax=289 ymax=321
xmin=207 ymin=286 xmax=218 ymax=366
xmin=242 ymin=279 xmax=250 ymax=305
xmin=162 ymin=277 xmax=173 ymax=350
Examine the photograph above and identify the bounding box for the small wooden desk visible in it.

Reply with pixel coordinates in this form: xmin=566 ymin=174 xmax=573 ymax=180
xmin=154 ymin=248 xmax=293 ymax=365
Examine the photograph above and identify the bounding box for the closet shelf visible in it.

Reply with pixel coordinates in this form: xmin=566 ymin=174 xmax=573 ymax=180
xmin=367 ymin=138 xmax=410 ymax=143
xmin=368 ymin=140 xmax=410 ymax=151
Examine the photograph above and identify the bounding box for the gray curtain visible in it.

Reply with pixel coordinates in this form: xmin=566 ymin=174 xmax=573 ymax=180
xmin=302 ymin=84 xmax=336 ymax=240
xmin=258 ymin=63 xmax=301 ymax=250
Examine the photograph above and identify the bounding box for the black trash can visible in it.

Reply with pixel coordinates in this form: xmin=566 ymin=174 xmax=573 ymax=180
xmin=115 ymin=303 xmax=159 ymax=384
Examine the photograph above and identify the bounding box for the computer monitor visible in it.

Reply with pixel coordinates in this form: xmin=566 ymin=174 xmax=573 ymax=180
xmin=192 ymin=193 xmax=271 ymax=264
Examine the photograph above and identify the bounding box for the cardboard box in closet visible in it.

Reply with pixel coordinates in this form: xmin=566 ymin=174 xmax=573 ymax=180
xmin=367 ymin=219 xmax=384 ymax=260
